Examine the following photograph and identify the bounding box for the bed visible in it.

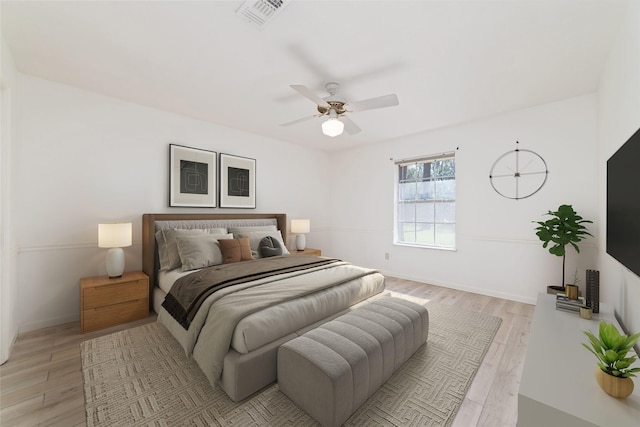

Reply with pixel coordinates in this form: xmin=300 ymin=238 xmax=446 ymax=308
xmin=142 ymin=213 xmax=386 ymax=401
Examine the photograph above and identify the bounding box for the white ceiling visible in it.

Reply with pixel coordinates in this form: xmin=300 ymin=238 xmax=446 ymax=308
xmin=1 ymin=0 xmax=630 ymax=152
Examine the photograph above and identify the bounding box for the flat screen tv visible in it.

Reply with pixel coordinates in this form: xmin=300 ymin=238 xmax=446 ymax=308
xmin=607 ymin=126 xmax=640 ymax=278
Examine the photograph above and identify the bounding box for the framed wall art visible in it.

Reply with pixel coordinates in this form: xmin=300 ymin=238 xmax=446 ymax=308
xmin=219 ymin=153 xmax=256 ymax=208
xmin=169 ymin=144 xmax=217 ymax=207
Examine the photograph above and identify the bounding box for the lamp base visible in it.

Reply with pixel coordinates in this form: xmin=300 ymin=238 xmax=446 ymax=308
xmin=295 ymin=234 xmax=306 ymax=251
xmin=106 ymin=247 xmax=125 ymax=278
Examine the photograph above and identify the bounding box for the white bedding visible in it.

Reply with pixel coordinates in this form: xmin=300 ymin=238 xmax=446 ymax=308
xmin=157 ymin=261 xmax=383 ymax=352
xmin=231 ymin=268 xmax=383 ymax=353
xmin=157 ymin=263 xmax=384 ymax=354
xmin=157 ymin=268 xmax=192 ymax=294
xmin=157 ymin=260 xmax=384 ymax=384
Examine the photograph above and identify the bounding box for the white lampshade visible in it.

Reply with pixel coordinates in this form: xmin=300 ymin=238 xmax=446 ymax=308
xmin=98 ymin=223 xmax=132 ymax=248
xmin=322 ymin=118 xmax=344 ymax=137
xmin=98 ymin=223 xmax=132 ymax=278
xmin=291 ymin=219 xmax=310 ymax=234
xmin=291 ymin=219 xmax=310 ymax=251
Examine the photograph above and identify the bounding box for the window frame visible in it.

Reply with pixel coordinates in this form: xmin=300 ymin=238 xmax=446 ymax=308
xmin=394 ymin=152 xmax=456 ymax=250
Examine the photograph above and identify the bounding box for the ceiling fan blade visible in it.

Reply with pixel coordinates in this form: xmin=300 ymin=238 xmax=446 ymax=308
xmin=346 ymin=94 xmax=399 ymax=112
xmin=341 ymin=115 xmax=362 ymax=135
xmin=290 ymin=85 xmax=330 ymax=108
xmin=280 ymin=115 xmax=317 ymax=127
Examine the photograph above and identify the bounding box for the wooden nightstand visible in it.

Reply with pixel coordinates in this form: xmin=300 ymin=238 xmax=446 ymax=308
xmin=290 ymin=247 xmax=322 ymax=256
xmin=80 ymin=271 xmax=149 ymax=333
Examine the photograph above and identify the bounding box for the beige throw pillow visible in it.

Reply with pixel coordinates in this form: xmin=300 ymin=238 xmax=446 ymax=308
xmin=219 ymin=237 xmax=254 ymax=263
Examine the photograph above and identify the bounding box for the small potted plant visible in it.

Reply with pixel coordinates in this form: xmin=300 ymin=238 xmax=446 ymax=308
xmin=533 ymin=204 xmax=593 ymax=294
xmin=582 ymin=321 xmax=640 ymax=398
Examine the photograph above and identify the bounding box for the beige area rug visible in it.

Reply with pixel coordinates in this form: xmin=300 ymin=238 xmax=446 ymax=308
xmin=81 ymin=300 xmax=501 ymax=427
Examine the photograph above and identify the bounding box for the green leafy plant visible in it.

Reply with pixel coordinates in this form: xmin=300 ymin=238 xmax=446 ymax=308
xmin=534 ymin=204 xmax=593 ymax=289
xmin=582 ymin=321 xmax=640 ymax=378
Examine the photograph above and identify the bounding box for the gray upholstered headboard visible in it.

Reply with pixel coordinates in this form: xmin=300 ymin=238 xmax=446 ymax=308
xmin=142 ymin=213 xmax=287 ymax=309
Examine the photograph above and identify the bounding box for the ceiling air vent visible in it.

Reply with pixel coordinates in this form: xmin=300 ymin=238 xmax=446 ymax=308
xmin=235 ymin=0 xmax=289 ymax=28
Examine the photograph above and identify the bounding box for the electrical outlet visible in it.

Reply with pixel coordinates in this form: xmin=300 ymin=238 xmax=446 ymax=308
xmin=384 ymin=252 xmax=390 ymax=260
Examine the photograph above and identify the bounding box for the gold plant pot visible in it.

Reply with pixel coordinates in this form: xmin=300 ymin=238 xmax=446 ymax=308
xmin=579 ymin=306 xmax=593 ymax=320
xmin=565 ymin=284 xmax=579 ymax=300
xmin=595 ymin=368 xmax=634 ymax=399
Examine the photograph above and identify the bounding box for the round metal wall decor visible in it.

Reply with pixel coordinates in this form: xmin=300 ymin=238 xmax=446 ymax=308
xmin=489 ymin=143 xmax=548 ymax=200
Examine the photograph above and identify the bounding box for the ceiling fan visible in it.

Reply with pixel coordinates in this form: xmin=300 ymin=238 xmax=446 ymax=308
xmin=280 ymin=82 xmax=399 ymax=137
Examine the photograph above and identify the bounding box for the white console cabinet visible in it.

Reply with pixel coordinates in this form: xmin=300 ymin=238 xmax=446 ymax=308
xmin=518 ymin=293 xmax=640 ymax=427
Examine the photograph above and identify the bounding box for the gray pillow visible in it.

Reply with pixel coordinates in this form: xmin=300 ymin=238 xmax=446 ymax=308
xmin=259 ymin=236 xmax=283 ymax=258
xmin=175 ymin=233 xmax=233 ymax=271
xmin=160 ymin=228 xmax=207 ymax=270
xmin=235 ymin=230 xmax=290 ymax=258
xmin=160 ymin=227 xmax=228 ymax=270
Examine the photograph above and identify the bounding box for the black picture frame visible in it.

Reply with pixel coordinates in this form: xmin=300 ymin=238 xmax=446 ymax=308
xmin=219 ymin=153 xmax=256 ymax=209
xmin=169 ymin=144 xmax=217 ymax=207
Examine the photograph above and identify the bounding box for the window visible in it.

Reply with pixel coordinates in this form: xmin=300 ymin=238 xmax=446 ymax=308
xmin=395 ymin=153 xmax=456 ymax=249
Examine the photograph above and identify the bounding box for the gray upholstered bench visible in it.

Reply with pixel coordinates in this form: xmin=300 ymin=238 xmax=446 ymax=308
xmin=277 ymin=296 xmax=429 ymax=427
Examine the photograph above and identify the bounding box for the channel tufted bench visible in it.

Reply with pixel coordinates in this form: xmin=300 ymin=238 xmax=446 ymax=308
xmin=277 ymin=296 xmax=429 ymax=427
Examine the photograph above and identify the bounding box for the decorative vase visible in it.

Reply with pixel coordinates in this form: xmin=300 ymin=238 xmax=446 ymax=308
xmin=579 ymin=306 xmax=593 ymax=320
xmin=565 ymin=284 xmax=579 ymax=300
xmin=594 ymin=368 xmax=634 ymax=398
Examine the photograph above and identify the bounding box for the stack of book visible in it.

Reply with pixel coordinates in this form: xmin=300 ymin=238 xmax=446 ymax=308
xmin=556 ymin=294 xmax=586 ymax=313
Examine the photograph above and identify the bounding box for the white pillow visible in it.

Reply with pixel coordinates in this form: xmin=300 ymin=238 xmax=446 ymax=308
xmin=175 ymin=233 xmax=233 ymax=271
xmin=156 ymin=229 xmax=170 ymax=270
xmin=235 ymin=230 xmax=290 ymax=258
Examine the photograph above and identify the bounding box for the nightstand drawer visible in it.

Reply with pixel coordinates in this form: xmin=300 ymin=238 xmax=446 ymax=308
xmin=80 ymin=271 xmax=149 ymax=333
xmin=83 ymin=279 xmax=148 ymax=310
xmin=82 ymin=298 xmax=148 ymax=332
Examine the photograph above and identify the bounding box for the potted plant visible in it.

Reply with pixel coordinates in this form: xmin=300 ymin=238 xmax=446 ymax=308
xmin=582 ymin=321 xmax=640 ymax=398
xmin=533 ymin=204 xmax=593 ymax=294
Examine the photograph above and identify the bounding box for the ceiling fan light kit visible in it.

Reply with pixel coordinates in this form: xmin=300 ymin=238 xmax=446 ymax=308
xmin=322 ymin=108 xmax=344 ymax=137
xmin=282 ymin=82 xmax=399 ymax=137
xmin=322 ymin=118 xmax=344 ymax=137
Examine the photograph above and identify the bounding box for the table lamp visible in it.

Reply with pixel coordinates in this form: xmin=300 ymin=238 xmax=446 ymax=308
xmin=98 ymin=223 xmax=132 ymax=278
xmin=291 ymin=219 xmax=310 ymax=251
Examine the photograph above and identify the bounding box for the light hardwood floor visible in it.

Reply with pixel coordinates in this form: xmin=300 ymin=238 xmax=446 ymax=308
xmin=0 ymin=277 xmax=534 ymax=427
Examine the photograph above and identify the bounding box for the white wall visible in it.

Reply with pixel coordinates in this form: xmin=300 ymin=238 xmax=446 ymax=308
xmin=328 ymin=95 xmax=599 ymax=304
xmin=0 ymin=40 xmax=19 ymax=364
xmin=596 ymin=1 xmax=640 ymax=335
xmin=1 ymin=37 xmax=20 ymax=364
xmin=14 ymin=75 xmax=331 ymax=332
xmin=7 ymin=4 xmax=638 ymax=339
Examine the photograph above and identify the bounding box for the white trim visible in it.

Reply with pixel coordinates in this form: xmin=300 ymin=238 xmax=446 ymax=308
xmin=393 ymin=242 xmax=457 ymax=252
xmin=379 ymin=269 xmax=537 ymax=305
xmin=18 ymin=241 xmax=141 ymax=253
xmin=394 ymin=154 xmax=456 ymax=249
xmin=18 ymin=313 xmax=79 ymax=334
xmin=394 ymin=151 xmax=456 ymax=165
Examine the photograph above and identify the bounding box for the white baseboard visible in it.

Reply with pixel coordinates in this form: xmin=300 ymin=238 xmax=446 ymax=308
xmin=378 ymin=269 xmax=538 ymax=305
xmin=0 ymin=331 xmax=18 ymax=365
xmin=19 ymin=313 xmax=79 ymax=334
